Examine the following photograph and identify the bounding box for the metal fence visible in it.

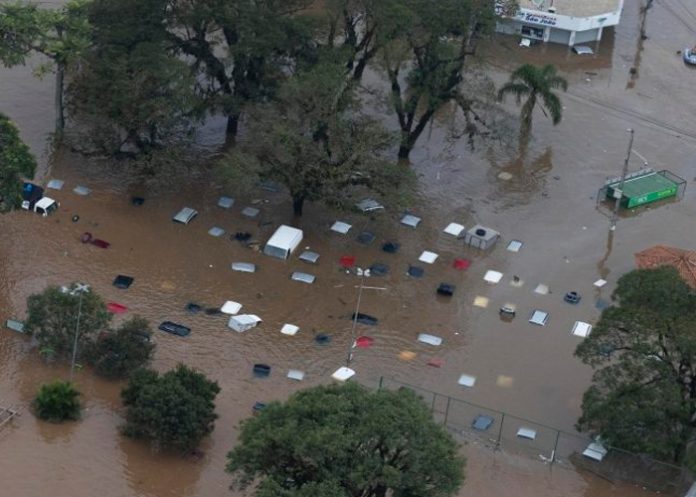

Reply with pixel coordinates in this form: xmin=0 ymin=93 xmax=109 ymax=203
xmin=376 ymin=376 xmax=694 ymax=497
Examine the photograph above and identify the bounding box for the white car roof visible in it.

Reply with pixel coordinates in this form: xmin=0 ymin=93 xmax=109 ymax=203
xmin=35 ymin=197 xmax=56 ymax=209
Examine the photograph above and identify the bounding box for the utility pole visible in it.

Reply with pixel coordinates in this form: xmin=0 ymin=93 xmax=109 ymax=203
xmin=345 ymin=271 xmax=386 ymax=366
xmin=69 ymin=283 xmax=90 ymax=382
xmin=610 ymin=128 xmax=635 ymax=231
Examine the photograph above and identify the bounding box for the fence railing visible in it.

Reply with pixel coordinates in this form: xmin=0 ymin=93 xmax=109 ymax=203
xmin=376 ymin=376 xmax=694 ymax=497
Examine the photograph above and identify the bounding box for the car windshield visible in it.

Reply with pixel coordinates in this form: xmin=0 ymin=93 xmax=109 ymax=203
xmin=45 ymin=202 xmax=57 ymax=214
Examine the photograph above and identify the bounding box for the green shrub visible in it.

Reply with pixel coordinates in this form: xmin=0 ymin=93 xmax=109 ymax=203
xmin=34 ymin=381 xmax=81 ymax=422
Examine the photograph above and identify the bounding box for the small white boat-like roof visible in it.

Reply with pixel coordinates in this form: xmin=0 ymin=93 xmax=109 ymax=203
xmin=173 ymin=207 xmax=198 ymax=224
xmin=401 ymin=214 xmax=421 ymax=228
xmin=299 ymin=251 xmax=320 ymax=264
xmin=356 ymin=198 xmax=384 ymax=212
xmin=228 ymin=314 xmax=262 ymax=332
xmin=281 ymin=324 xmax=299 ymax=336
xmin=572 ymin=321 xmax=593 ymax=338
xmin=217 ymin=196 xmax=234 ymax=209
xmin=221 ymin=301 xmax=242 ymax=315
xmin=582 ymin=442 xmax=608 ymax=461
xmin=517 ymin=427 xmax=537 ymax=440
xmin=573 ymin=45 xmax=594 ymax=55
xmin=331 ymin=367 xmax=355 ymax=382
xmin=529 ymin=310 xmax=549 ymax=326
xmin=291 ymin=272 xmax=315 ymax=284
xmin=444 ymin=223 xmax=465 ymax=237
xmin=457 ymin=374 xmax=476 ymax=387
xmin=331 ymin=221 xmax=352 ymax=234
xmin=287 ymin=369 xmax=305 ymax=381
xmin=231 ymin=262 xmax=256 ymax=273
xmin=47 ymin=179 xmax=64 ymax=190
xmin=417 ymin=333 xmax=442 ymax=346
xmin=419 ymin=251 xmax=439 ymax=264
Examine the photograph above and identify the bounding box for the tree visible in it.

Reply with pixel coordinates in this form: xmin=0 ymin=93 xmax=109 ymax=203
xmin=67 ymin=0 xmax=203 ymax=156
xmin=497 ymin=63 xmax=568 ymax=137
xmin=219 ymin=62 xmax=409 ymax=216
xmin=165 ymin=0 xmax=315 ymax=138
xmin=88 ymin=316 xmax=155 ymax=379
xmin=321 ymin=0 xmax=413 ymax=82
xmin=0 ymin=112 xmax=36 ymax=211
xmin=34 ymin=381 xmax=81 ymax=422
xmin=0 ymin=1 xmax=91 ymax=136
xmin=575 ymin=267 xmax=696 ymax=464
xmin=25 ymin=283 xmax=111 ymax=359
xmin=227 ymin=383 xmax=465 ymax=497
xmin=121 ymin=365 xmax=220 ymax=452
xmin=379 ymin=0 xmax=499 ymax=160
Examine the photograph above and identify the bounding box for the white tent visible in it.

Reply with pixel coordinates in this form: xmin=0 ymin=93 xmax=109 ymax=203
xmin=264 ymin=225 xmax=303 ymax=260
xmin=228 ymin=314 xmax=262 ymax=332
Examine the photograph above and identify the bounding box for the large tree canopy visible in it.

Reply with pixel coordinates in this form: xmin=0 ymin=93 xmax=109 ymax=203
xmin=121 ymin=365 xmax=220 ymax=452
xmin=576 ymin=267 xmax=696 ymax=464
xmin=25 ymin=283 xmax=111 ymax=358
xmin=227 ymin=383 xmax=465 ymax=497
xmin=0 ymin=112 xmax=36 ymax=211
xmin=67 ymin=0 xmax=203 ymax=155
xmin=87 ymin=316 xmax=155 ymax=379
xmin=219 ymin=61 xmax=409 ymax=216
xmin=0 ymin=0 xmax=91 ymax=134
xmin=165 ymin=0 xmax=315 ymax=137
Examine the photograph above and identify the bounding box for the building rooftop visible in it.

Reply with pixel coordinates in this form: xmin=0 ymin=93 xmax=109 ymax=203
xmin=518 ymin=0 xmax=622 ymax=17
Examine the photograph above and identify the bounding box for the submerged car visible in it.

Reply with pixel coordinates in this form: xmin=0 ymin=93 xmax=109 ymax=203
xmin=20 ymin=182 xmax=59 ymax=216
xmin=683 ymin=47 xmax=696 ymax=65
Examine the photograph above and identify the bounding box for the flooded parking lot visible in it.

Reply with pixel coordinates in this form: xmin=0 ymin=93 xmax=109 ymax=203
xmin=2 ymin=1 xmax=696 ymax=496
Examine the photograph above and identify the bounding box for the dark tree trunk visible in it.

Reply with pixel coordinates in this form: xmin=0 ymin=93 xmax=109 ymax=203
xmin=352 ymin=55 xmax=369 ymax=82
xmin=292 ymin=195 xmax=305 ymax=216
xmin=55 ymin=62 xmax=65 ymax=137
xmin=398 ymin=141 xmax=413 ymax=160
xmin=227 ymin=114 xmax=239 ymax=136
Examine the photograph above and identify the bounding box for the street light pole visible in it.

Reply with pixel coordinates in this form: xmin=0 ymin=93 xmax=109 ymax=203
xmin=69 ymin=284 xmax=89 ymax=382
xmin=610 ymin=128 xmax=635 ymax=231
xmin=346 ymin=274 xmax=366 ymax=365
xmin=345 ymin=272 xmax=386 ymax=366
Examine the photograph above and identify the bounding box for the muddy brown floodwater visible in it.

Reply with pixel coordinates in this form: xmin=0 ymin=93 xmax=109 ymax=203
xmin=2 ymin=1 xmax=696 ymax=496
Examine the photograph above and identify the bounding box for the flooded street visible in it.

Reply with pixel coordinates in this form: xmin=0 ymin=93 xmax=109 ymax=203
xmin=1 ymin=1 xmax=696 ymax=496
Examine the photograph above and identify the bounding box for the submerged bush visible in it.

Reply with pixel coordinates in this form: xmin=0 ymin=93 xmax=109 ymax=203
xmin=34 ymin=381 xmax=81 ymax=422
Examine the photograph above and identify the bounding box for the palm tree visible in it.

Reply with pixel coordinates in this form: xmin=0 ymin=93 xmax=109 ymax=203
xmin=497 ymin=64 xmax=568 ymax=137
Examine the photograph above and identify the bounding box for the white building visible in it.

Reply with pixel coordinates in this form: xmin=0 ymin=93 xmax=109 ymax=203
xmin=496 ymin=0 xmax=624 ymax=46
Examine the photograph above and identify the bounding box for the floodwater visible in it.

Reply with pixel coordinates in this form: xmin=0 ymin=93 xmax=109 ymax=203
xmin=1 ymin=1 xmax=695 ymax=496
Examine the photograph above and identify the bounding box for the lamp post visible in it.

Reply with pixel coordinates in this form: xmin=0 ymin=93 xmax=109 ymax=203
xmin=345 ymin=271 xmax=386 ymax=366
xmin=609 ymin=128 xmax=635 ymax=231
xmin=69 ymin=283 xmax=90 ymax=382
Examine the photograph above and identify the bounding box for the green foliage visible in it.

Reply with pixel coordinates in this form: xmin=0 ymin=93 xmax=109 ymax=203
xmin=34 ymin=381 xmax=81 ymax=422
xmin=67 ymin=0 xmax=203 ymax=155
xmin=497 ymin=63 xmax=568 ymax=136
xmin=0 ymin=112 xmax=36 ymax=211
xmin=0 ymin=0 xmax=90 ymax=66
xmin=575 ymin=267 xmax=696 ymax=463
xmin=88 ymin=316 xmax=155 ymax=379
xmin=219 ymin=61 xmax=411 ymax=216
xmin=227 ymin=383 xmax=465 ymax=497
xmin=376 ymin=0 xmax=499 ymax=159
xmin=121 ymin=364 xmax=220 ymax=452
xmin=24 ymin=284 xmax=111 ymax=359
xmin=166 ymin=0 xmax=315 ymax=136
xmin=0 ymin=1 xmax=91 ymax=133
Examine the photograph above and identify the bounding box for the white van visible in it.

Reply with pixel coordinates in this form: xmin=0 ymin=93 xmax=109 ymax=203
xmin=263 ymin=225 xmax=303 ymax=260
xmin=34 ymin=197 xmax=59 ymax=216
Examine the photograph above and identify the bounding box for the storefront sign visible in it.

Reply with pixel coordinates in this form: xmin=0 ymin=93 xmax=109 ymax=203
xmin=521 ymin=12 xmax=558 ymax=26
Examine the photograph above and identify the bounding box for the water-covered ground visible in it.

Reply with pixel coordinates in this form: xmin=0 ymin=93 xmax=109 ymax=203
xmin=1 ymin=1 xmax=694 ymax=495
